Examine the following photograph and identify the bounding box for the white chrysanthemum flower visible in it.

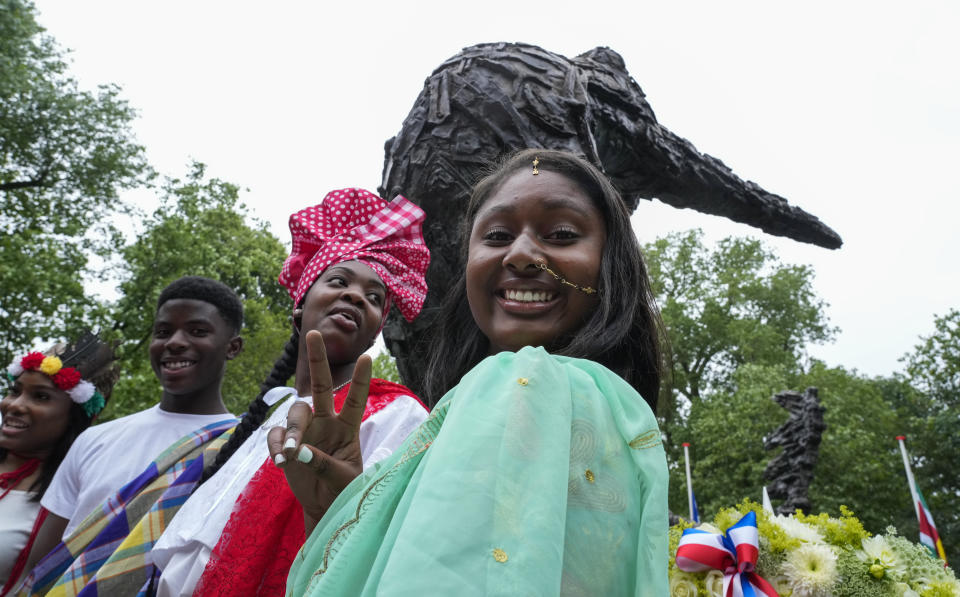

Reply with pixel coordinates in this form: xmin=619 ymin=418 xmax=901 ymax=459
xmin=893 ymin=582 xmax=921 ymax=597
xmin=669 ymin=573 xmax=699 ymax=597
xmin=858 ymin=535 xmax=906 ymax=580
xmin=916 ymin=578 xmax=960 ymax=597
xmin=696 ymin=522 xmax=723 ymax=535
xmin=773 ymin=514 xmax=824 ymax=544
xmin=781 ymin=544 xmax=838 ymax=597
xmin=946 ymin=578 xmax=960 ymax=596
xmin=703 ymin=570 xmax=724 ymax=597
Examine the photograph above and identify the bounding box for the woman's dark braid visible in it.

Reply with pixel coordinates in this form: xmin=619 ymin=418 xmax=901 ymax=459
xmin=196 ymin=329 xmax=300 ymax=486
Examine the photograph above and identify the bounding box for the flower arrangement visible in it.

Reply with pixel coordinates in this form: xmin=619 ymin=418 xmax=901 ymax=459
xmin=6 ymin=351 xmax=105 ymax=417
xmin=670 ymin=500 xmax=958 ymax=597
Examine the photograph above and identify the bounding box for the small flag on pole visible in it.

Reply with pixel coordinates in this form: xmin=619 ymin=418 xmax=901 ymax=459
xmin=691 ymin=485 xmax=700 ymax=524
xmin=896 ymin=435 xmax=948 ymax=565
xmin=682 ymin=443 xmax=700 ymax=523
xmin=762 ymin=486 xmax=774 ymax=515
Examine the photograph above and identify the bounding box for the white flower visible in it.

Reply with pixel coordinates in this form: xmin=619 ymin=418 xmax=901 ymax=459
xmin=6 ymin=360 xmax=23 ymax=377
xmin=703 ymin=570 xmax=724 ymax=597
xmin=773 ymin=514 xmax=824 ymax=544
xmin=893 ymin=582 xmax=920 ymax=597
xmin=66 ymin=379 xmax=95 ymax=403
xmin=696 ymin=522 xmax=723 ymax=535
xmin=669 ymin=573 xmax=699 ymax=597
xmin=858 ymin=535 xmax=906 ymax=580
xmin=781 ymin=543 xmax=838 ymax=597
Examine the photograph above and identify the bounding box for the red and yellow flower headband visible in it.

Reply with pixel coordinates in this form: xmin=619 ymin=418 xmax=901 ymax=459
xmin=6 ymin=352 xmax=106 ymax=417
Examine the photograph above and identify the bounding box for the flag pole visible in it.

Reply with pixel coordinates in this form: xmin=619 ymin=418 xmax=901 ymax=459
xmin=896 ymin=435 xmax=922 ymax=522
xmin=682 ymin=442 xmax=695 ymax=522
xmin=897 ymin=435 xmax=949 ymax=565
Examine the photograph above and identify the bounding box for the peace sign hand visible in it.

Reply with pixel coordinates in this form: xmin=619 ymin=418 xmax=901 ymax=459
xmin=267 ymin=330 xmax=370 ymax=528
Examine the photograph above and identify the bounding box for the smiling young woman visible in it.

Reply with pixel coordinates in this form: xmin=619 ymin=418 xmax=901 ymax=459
xmin=465 ymin=169 xmax=607 ymax=353
xmin=283 ymin=150 xmax=669 ymax=596
xmin=0 ymin=333 xmax=116 ymax=596
xmin=427 ymin=148 xmax=664 ymax=407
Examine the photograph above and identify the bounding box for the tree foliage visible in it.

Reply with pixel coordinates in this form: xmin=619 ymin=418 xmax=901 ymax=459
xmin=371 ymin=350 xmax=401 ymax=384
xmin=644 ymin=230 xmax=836 ymax=405
xmin=0 ymin=0 xmax=150 ymax=362
xmin=646 ymin=230 xmax=960 ymax=563
xmin=102 ymin=164 xmax=290 ymax=420
xmin=903 ymin=309 xmax=960 ymax=405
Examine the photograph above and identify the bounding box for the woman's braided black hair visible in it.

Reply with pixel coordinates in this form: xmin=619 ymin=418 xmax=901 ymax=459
xmin=195 ymin=328 xmax=300 ymax=486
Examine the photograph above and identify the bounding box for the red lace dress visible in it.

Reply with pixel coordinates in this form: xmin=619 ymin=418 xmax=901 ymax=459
xmin=192 ymin=380 xmax=425 ymax=597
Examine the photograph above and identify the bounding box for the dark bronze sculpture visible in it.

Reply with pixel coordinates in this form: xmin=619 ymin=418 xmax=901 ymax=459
xmin=763 ymin=387 xmax=827 ymax=515
xmin=379 ymin=42 xmax=843 ymax=397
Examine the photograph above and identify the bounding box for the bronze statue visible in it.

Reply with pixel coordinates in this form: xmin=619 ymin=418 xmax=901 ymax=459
xmin=764 ymin=387 xmax=827 ymax=515
xmin=379 ymin=42 xmax=842 ymax=397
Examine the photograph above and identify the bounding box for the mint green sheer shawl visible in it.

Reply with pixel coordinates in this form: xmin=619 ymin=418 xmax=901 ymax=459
xmin=286 ymin=346 xmax=668 ymax=596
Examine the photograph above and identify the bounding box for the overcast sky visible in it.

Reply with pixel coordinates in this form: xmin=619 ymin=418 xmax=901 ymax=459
xmin=31 ymin=0 xmax=960 ymax=378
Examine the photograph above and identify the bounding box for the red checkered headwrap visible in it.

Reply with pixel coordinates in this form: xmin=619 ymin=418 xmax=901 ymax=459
xmin=278 ymin=188 xmax=430 ymax=322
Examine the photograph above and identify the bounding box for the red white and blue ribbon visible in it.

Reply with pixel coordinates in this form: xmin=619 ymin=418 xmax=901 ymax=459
xmin=675 ymin=511 xmax=779 ymax=597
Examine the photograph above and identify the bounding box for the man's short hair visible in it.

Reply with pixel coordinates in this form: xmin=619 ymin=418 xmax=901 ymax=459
xmin=157 ymin=276 xmax=244 ymax=334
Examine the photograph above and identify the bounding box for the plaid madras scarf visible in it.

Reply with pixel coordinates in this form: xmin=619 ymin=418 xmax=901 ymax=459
xmin=18 ymin=418 xmax=237 ymax=597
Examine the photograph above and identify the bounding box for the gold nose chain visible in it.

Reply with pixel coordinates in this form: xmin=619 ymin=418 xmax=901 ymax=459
xmin=529 ymin=157 xmax=598 ymax=296
xmin=535 ymin=259 xmax=598 ymax=295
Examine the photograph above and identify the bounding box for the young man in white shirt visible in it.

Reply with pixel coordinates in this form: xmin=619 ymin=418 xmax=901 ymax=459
xmin=23 ymin=276 xmax=245 ymax=574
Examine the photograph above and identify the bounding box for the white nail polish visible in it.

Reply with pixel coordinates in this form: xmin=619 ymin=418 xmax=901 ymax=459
xmin=274 ymin=453 xmax=286 ymax=466
xmin=297 ymin=445 xmax=313 ymax=464
xmin=284 ymin=437 xmax=296 ymax=450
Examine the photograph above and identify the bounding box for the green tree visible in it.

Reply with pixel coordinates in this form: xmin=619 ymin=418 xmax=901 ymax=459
xmin=896 ymin=309 xmax=960 ymax=564
xmin=104 ymin=163 xmax=290 ymax=420
xmin=669 ymin=363 xmax=786 ymax=519
xmin=643 ymin=230 xmax=836 ymax=407
xmin=903 ymin=309 xmax=960 ymax=403
xmin=802 ymin=363 xmax=905 ymax=535
xmin=0 ymin=0 xmax=150 ymax=362
xmin=371 ymin=350 xmax=401 ymax=384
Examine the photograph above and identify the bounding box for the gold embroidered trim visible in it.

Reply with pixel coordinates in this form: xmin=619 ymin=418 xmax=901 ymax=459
xmin=517 ymin=377 xmax=529 ymax=386
xmin=628 ymin=429 xmax=661 ymax=450
xmin=307 ymin=401 xmax=451 ymax=587
xmin=493 ymin=548 xmax=508 ymax=563
xmin=584 ymin=469 xmax=595 ymax=483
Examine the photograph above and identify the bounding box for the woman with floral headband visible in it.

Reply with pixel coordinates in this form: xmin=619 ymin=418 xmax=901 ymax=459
xmin=277 ymin=149 xmax=669 ymax=596
xmin=149 ymin=188 xmax=431 ymax=597
xmin=0 ymin=333 xmax=116 ymax=597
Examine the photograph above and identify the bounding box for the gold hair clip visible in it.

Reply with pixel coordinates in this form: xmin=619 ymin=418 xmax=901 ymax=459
xmin=532 ymin=157 xmax=540 ymax=175
xmin=535 ymin=259 xmax=598 ymax=295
